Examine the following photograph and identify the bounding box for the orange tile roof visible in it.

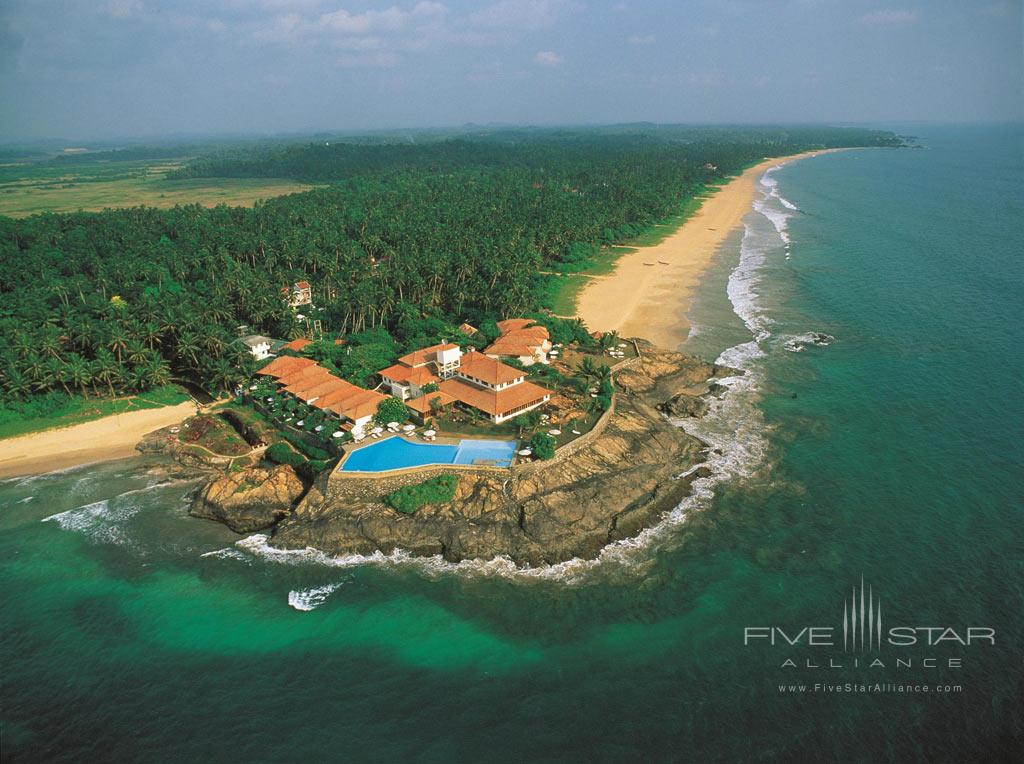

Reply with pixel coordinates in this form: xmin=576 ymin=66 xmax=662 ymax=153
xmin=484 ymin=333 xmax=548 ymax=358
xmin=439 ymin=378 xmax=551 ymax=417
xmin=326 ymin=389 xmax=387 ymax=421
xmin=295 ymin=280 xmax=311 ymax=290
xmin=397 ymin=342 xmax=459 ymax=368
xmin=378 ymin=363 xmax=440 ymax=386
xmin=293 ymin=378 xmax=348 ymax=402
xmin=276 ymin=364 xmax=333 ymax=387
xmin=458 ymin=352 xmax=525 ymax=386
xmin=282 ymin=370 xmax=337 ymax=398
xmin=263 ymin=357 xmax=386 ymax=422
xmin=497 ymin=318 xmax=537 ymax=333
xmin=256 ymin=355 xmax=316 ymax=378
xmin=406 ymin=391 xmax=457 ymax=414
xmin=282 ymin=338 xmax=312 ymax=352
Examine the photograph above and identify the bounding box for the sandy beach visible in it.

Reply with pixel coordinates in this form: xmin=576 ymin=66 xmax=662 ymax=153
xmin=575 ymin=150 xmax=843 ymax=349
xmin=0 ymin=401 xmax=197 ymax=479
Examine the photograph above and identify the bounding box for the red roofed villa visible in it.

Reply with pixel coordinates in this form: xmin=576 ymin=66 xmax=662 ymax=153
xmin=484 ymin=319 xmax=552 ymax=366
xmin=257 ymin=355 xmax=387 ymax=434
xmin=378 ymin=335 xmax=551 ymax=424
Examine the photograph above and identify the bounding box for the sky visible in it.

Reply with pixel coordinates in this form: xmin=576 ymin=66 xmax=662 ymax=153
xmin=1 ymin=0 xmax=1021 ymax=141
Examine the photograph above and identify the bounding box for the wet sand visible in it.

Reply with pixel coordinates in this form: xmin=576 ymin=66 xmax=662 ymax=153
xmin=0 ymin=402 xmax=197 ymax=479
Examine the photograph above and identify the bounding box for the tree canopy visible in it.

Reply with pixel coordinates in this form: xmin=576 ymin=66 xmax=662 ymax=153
xmin=0 ymin=126 xmax=904 ymax=403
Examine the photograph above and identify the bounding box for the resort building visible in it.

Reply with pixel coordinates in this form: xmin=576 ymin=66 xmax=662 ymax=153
xmin=239 ymin=334 xmax=274 ymax=361
xmin=483 ymin=318 xmax=552 ymax=366
xmin=379 ymin=341 xmax=551 ymax=425
xmin=282 ymin=280 xmax=313 ymax=308
xmin=378 ymin=342 xmax=460 ymax=400
xmin=257 ymin=355 xmax=387 ymax=434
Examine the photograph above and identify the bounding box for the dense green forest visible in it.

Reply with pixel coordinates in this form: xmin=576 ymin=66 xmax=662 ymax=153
xmin=0 ymin=126 xmax=903 ymax=407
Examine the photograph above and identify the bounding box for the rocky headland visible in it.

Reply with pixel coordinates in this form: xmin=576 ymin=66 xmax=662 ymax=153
xmin=186 ymin=341 xmax=735 ymax=565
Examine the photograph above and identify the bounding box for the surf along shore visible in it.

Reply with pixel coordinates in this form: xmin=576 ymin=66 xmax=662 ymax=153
xmin=575 ymin=150 xmax=843 ymax=350
xmin=0 ymin=401 xmax=197 ymax=479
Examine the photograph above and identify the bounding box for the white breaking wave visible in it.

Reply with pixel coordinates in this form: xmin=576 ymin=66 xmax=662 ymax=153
xmin=288 ymin=583 xmax=345 ymax=611
xmin=38 ymin=479 xmax=190 ymax=547
xmin=200 ymin=547 xmax=253 ymax=563
xmin=42 ymin=498 xmax=141 ymax=546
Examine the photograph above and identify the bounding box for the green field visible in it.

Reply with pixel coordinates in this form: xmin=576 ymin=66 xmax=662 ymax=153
xmin=0 ymin=158 xmax=315 ymax=217
xmin=0 ymin=385 xmax=191 ymax=440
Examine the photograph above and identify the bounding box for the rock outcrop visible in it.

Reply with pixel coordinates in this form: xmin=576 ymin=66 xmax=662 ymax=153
xmin=262 ymin=341 xmax=726 ymax=565
xmin=190 ymin=464 xmax=305 ymax=533
xmin=659 ymin=393 xmax=709 ymax=419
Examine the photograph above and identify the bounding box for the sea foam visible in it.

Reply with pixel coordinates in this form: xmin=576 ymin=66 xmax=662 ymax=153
xmin=288 ymin=583 xmax=346 ymax=611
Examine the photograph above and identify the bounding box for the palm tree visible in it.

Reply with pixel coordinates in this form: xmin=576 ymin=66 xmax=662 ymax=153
xmin=125 ymin=340 xmax=149 ymax=366
xmin=92 ymin=350 xmax=120 ymax=397
xmin=140 ymin=322 xmax=163 ymax=350
xmin=65 ymin=354 xmax=93 ymax=398
xmin=142 ymin=357 xmax=173 ymax=388
xmin=107 ymin=324 xmax=130 ymax=364
xmin=2 ymin=369 xmax=31 ymax=399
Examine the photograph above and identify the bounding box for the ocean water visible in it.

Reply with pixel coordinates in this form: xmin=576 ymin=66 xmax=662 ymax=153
xmin=2 ymin=126 xmax=1022 ymax=762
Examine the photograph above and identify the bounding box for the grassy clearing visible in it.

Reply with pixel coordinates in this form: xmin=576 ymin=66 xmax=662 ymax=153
xmin=537 ymin=273 xmax=595 ymax=317
xmin=0 ymin=384 xmax=191 ymax=440
xmin=0 ymin=159 xmax=315 ymax=217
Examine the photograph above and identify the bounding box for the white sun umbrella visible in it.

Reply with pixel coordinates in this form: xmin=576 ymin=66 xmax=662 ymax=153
xmin=518 ymin=448 xmax=532 ymax=456
xmin=402 ymin=423 xmax=416 ymax=431
xmin=387 ymin=421 xmax=399 ymax=429
xmin=296 ymin=420 xmax=304 ymax=426
xmin=424 ymin=429 xmax=436 ymax=437
xmin=314 ymin=425 xmax=323 ymax=432
xmin=332 ymin=431 xmax=343 ymax=438
xmin=618 ymin=342 xmax=628 ymax=348
xmin=371 ymin=426 xmax=384 ymax=434
xmin=548 ymin=429 xmax=561 ymax=436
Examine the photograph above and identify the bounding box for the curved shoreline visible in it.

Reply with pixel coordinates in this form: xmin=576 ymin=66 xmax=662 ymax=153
xmin=0 ymin=402 xmax=197 ymax=479
xmin=575 ymin=149 xmax=845 ymax=350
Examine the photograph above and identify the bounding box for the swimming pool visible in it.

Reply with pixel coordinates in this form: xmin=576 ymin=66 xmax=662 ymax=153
xmin=339 ymin=436 xmax=517 ymax=472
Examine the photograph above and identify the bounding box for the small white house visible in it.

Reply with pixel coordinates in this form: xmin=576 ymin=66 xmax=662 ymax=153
xmin=239 ymin=335 xmax=273 ymax=361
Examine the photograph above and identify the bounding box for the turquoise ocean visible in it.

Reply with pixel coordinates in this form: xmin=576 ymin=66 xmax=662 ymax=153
xmin=2 ymin=125 xmax=1022 ymax=762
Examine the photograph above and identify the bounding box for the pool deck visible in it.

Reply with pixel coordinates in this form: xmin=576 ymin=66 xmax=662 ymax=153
xmin=335 ymin=433 xmax=518 ymax=477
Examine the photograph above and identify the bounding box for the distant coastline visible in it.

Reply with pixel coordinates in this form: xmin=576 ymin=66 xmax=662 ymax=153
xmin=575 ymin=149 xmax=849 ymax=350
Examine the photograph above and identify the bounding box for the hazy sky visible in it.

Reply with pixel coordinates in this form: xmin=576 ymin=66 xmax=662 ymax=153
xmin=1 ymin=0 xmax=1021 ymax=140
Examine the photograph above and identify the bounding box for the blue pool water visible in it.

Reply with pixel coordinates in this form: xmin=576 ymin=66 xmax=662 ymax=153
xmin=340 ymin=436 xmax=516 ymax=472
xmin=453 ymin=438 xmax=518 ymax=466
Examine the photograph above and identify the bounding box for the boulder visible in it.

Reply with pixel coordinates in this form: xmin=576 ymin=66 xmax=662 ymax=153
xmin=658 ymin=393 xmax=709 ymax=418
xmin=190 ymin=464 xmax=305 ymax=533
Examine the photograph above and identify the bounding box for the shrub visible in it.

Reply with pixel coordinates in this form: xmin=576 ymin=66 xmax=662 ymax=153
xmin=283 ymin=431 xmax=330 ymax=460
xmin=298 ymin=459 xmax=330 ymax=481
xmin=266 ymin=442 xmax=305 ymax=468
xmin=375 ymin=397 xmax=410 ymax=425
xmin=529 ymin=432 xmax=556 ymax=460
xmin=385 ymin=474 xmax=459 ymax=514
